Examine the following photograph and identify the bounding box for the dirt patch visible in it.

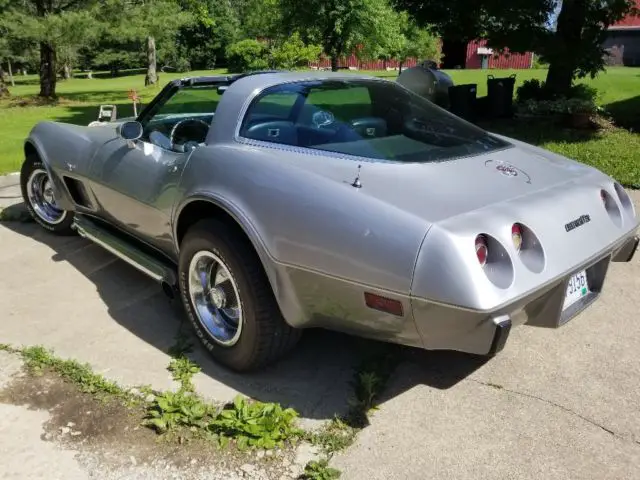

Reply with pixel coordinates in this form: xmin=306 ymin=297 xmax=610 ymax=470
xmin=0 ymin=367 xmax=306 ymax=479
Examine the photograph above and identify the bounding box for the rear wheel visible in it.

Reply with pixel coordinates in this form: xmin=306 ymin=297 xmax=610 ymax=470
xmin=178 ymin=219 xmax=301 ymax=371
xmin=20 ymin=155 xmax=74 ymax=235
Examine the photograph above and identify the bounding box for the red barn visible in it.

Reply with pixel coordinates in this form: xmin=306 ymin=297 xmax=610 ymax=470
xmin=603 ymin=0 xmax=640 ymax=66
xmin=464 ymin=40 xmax=534 ymax=69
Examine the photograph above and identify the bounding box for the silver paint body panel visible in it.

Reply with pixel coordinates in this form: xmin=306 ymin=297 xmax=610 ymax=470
xmin=24 ymin=71 xmax=639 ymax=355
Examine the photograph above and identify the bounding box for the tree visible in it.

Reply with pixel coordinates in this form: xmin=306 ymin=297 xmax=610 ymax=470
xmin=396 ymin=0 xmax=552 ymax=68
xmin=539 ymin=0 xmax=638 ymax=95
xmin=378 ymin=12 xmax=441 ymax=73
xmin=234 ymin=0 xmax=283 ymax=41
xmin=100 ymin=0 xmax=189 ymax=86
xmin=280 ymin=0 xmax=402 ymax=71
xmin=128 ymin=0 xmax=190 ymax=85
xmin=176 ymin=0 xmax=240 ymax=70
xmin=0 ymin=31 xmax=10 ymax=96
xmin=398 ymin=0 xmax=639 ymax=96
xmin=1 ymin=1 xmax=101 ymax=97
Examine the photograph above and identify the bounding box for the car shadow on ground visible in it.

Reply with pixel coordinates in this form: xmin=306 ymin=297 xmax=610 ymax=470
xmin=1 ymin=212 xmax=487 ymax=421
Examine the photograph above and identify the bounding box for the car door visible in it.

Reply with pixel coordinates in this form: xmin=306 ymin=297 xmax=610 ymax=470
xmin=88 ymin=84 xmax=223 ymax=255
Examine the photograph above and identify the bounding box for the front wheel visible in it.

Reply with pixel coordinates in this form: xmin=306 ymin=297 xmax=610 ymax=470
xmin=20 ymin=155 xmax=75 ymax=235
xmin=178 ymin=219 xmax=301 ymax=371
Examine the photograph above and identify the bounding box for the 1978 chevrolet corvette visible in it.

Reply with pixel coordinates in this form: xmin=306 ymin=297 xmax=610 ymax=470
xmin=20 ymin=71 xmax=639 ymax=371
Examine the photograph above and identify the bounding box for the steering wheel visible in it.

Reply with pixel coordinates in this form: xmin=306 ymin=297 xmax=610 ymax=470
xmin=169 ymin=118 xmax=210 ymax=151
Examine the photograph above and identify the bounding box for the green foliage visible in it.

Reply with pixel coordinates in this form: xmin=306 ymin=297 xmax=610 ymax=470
xmin=309 ymin=417 xmax=358 ymax=454
xmin=540 ymin=0 xmax=638 ymax=94
xmin=144 ymin=348 xmax=301 ymax=449
xmin=175 ymin=0 xmax=240 ymax=70
xmin=167 ymin=356 xmax=201 ymax=391
xmin=348 ymin=348 xmax=399 ymax=416
xmin=144 ymin=389 xmax=213 ymax=434
xmin=517 ymin=79 xmax=599 ymax=104
xmin=269 ymin=33 xmax=322 ymax=70
xmin=280 ymin=0 xmax=402 ymax=69
xmin=518 ymin=98 xmax=601 ymax=117
xmin=235 ymin=0 xmax=282 ymax=39
xmin=209 ymin=395 xmax=301 ymax=450
xmin=226 ymin=39 xmax=269 ymax=72
xmin=516 ymin=78 xmax=546 ymax=103
xmin=20 ymin=346 xmax=123 ymax=396
xmin=302 ymin=459 xmax=342 ymax=480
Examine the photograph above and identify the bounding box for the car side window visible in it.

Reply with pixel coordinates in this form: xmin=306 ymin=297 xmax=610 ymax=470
xmin=239 ymin=89 xmax=302 ymax=146
xmin=142 ymin=86 xmax=222 ymax=152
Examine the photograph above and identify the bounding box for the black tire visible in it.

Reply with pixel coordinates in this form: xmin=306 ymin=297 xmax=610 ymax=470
xmin=178 ymin=219 xmax=301 ymax=371
xmin=20 ymin=154 xmax=75 ymax=235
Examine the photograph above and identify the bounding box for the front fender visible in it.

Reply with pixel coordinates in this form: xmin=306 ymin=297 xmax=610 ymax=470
xmin=25 ymin=121 xmax=118 ymax=211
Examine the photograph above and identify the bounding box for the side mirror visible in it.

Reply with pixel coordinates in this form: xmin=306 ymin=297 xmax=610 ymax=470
xmin=118 ymin=121 xmax=143 ymax=141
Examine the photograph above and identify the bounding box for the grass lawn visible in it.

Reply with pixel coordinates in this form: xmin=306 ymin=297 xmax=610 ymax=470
xmin=1 ymin=67 xmax=639 ymax=186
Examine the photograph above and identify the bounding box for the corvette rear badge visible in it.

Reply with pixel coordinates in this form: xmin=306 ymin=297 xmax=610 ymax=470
xmin=565 ymin=214 xmax=591 ymax=232
xmin=484 ymin=160 xmax=531 ymax=184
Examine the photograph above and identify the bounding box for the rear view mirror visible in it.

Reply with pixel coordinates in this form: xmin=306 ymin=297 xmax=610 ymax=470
xmin=217 ymin=86 xmax=228 ymax=95
xmin=118 ymin=121 xmax=143 ymax=141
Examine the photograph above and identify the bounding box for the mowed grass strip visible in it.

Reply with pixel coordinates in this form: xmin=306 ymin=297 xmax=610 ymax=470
xmin=1 ymin=67 xmax=638 ymax=186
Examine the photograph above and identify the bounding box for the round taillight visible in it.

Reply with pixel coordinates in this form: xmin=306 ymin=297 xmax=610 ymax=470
xmin=600 ymin=189 xmax=608 ymax=205
xmin=512 ymin=223 xmax=523 ymax=251
xmin=475 ymin=235 xmax=488 ymax=266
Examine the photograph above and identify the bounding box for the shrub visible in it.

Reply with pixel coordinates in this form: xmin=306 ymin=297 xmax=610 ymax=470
xmin=226 ymin=39 xmax=269 ymax=73
xmin=269 ymin=33 xmax=322 ymax=70
xmin=518 ymin=97 xmax=600 ymax=116
xmin=172 ymin=57 xmax=191 ymax=73
xmin=567 ymin=83 xmax=598 ymax=102
xmin=516 ymin=79 xmax=599 ymax=104
xmin=516 ymin=79 xmax=546 ymax=103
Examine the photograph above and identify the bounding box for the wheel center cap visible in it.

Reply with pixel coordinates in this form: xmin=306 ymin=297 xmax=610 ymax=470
xmin=43 ymin=182 xmax=55 ymax=205
xmin=208 ymin=286 xmax=226 ymax=308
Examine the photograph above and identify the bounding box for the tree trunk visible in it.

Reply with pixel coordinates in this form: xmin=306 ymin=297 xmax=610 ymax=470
xmin=7 ymin=59 xmax=14 ymax=87
xmin=39 ymin=42 xmax=57 ymax=98
xmin=0 ymin=64 xmax=9 ymax=97
xmin=330 ymin=55 xmax=338 ymax=72
xmin=145 ymin=36 xmax=157 ymax=86
xmin=398 ymin=61 xmax=404 ymax=74
xmin=544 ymin=0 xmax=587 ymax=97
xmin=62 ymin=63 xmax=71 ymax=80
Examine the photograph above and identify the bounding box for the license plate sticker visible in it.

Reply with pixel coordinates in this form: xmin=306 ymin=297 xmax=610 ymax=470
xmin=563 ymin=270 xmax=589 ymax=309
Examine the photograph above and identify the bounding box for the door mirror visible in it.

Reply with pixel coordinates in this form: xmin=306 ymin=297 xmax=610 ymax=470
xmin=118 ymin=121 xmax=143 ymax=141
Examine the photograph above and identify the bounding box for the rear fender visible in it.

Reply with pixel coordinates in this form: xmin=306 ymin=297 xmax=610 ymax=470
xmin=173 ymin=194 xmax=307 ymax=328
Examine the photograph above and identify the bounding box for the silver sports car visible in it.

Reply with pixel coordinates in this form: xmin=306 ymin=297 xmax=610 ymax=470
xmin=20 ymin=71 xmax=639 ymax=371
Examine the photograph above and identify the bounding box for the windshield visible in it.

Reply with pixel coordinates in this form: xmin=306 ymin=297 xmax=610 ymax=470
xmin=239 ymin=79 xmax=511 ymax=163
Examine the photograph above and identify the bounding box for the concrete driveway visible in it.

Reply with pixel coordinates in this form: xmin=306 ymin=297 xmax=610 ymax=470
xmin=1 ymin=173 xmax=639 ymax=479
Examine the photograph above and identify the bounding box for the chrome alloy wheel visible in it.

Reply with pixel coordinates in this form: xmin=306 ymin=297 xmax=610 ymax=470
xmin=26 ymin=169 xmax=67 ymax=225
xmin=188 ymin=251 xmax=243 ymax=346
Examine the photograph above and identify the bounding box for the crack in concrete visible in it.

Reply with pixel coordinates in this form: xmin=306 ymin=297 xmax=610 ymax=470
xmin=469 ymin=378 xmax=640 ymax=446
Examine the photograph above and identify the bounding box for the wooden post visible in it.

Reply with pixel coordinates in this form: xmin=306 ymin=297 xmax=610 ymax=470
xmin=7 ymin=59 xmax=14 ymax=87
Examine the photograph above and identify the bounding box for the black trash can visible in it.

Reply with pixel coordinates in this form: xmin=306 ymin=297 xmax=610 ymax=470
xmin=448 ymin=84 xmax=477 ymax=121
xmin=487 ymin=74 xmax=516 ymax=118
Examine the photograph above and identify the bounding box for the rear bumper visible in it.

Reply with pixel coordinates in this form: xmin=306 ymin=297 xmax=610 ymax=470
xmin=612 ymin=235 xmax=638 ymax=262
xmin=411 ymin=235 xmax=638 ymax=356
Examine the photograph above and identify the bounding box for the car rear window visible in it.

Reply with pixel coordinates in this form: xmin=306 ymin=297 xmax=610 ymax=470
xmin=239 ymin=79 xmax=511 ymax=163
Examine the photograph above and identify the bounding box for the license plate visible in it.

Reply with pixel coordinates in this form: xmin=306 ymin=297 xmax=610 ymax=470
xmin=563 ymin=270 xmax=589 ymax=309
